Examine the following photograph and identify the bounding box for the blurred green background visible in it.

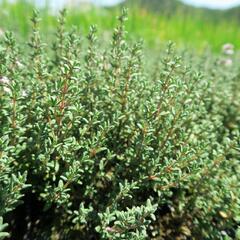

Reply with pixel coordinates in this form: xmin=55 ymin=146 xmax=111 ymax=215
xmin=0 ymin=0 xmax=239 ymax=51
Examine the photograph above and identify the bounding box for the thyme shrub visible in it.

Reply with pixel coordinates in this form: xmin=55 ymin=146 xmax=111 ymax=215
xmin=0 ymin=9 xmax=239 ymax=240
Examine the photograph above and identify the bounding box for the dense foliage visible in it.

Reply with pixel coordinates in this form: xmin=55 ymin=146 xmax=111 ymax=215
xmin=0 ymin=9 xmax=239 ymax=240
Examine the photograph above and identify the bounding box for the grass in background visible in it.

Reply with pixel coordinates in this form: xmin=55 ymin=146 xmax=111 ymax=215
xmin=0 ymin=0 xmax=239 ymax=51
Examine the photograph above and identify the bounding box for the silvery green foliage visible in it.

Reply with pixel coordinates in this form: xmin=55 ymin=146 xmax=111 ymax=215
xmin=97 ymin=199 xmax=157 ymax=239
xmin=0 ymin=8 xmax=239 ymax=240
xmin=0 ymin=217 xmax=9 ymax=240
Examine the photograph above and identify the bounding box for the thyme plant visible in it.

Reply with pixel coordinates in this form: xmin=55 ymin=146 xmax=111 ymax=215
xmin=0 ymin=9 xmax=239 ymax=240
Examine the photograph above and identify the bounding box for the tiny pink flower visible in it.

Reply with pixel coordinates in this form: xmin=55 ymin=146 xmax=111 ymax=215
xmin=222 ymin=43 xmax=234 ymax=55
xmin=106 ymin=227 xmax=116 ymax=233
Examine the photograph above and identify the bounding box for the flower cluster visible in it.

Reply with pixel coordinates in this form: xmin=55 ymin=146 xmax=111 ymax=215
xmin=222 ymin=43 xmax=234 ymax=55
xmin=221 ymin=43 xmax=235 ymax=66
